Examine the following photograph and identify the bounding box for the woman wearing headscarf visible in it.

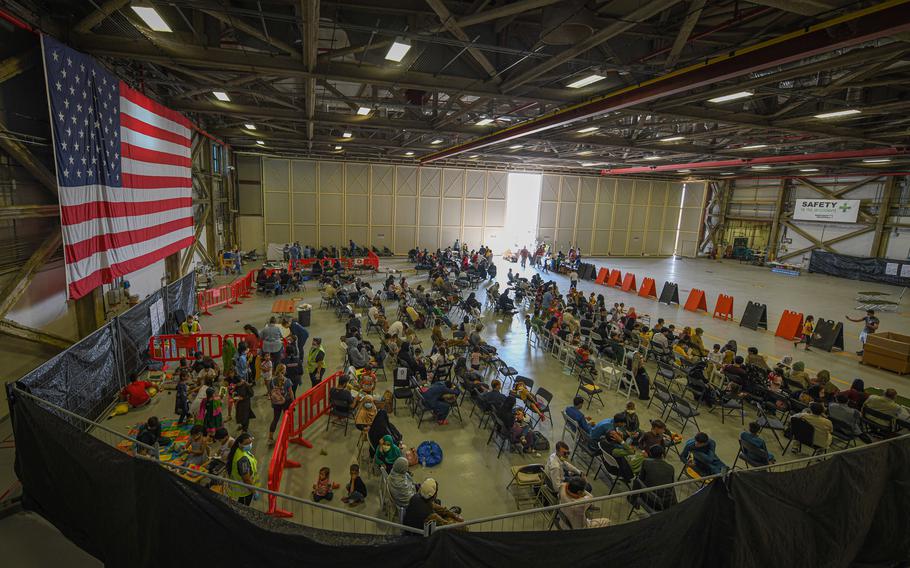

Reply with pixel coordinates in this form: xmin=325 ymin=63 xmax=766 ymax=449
xmin=374 ymin=434 xmax=402 ymax=473
xmin=368 ymin=409 xmax=401 ymax=457
xmin=789 ymin=361 xmax=810 ymax=390
xmin=387 ymin=457 xmax=416 ymax=508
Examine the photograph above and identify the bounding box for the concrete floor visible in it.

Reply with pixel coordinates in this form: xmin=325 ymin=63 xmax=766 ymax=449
xmin=4 ymin=255 xmax=910 ymax=561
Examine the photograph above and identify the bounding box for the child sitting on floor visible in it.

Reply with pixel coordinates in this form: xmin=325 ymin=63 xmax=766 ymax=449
xmin=341 ymin=464 xmax=368 ymax=506
xmin=312 ymin=466 xmax=340 ymax=502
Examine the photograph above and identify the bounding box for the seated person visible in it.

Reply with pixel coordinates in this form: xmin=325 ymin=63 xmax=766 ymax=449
xmin=558 ymin=477 xmax=610 ymax=529
xmin=135 ymin=416 xmax=166 ymax=455
xmin=679 ymin=432 xmax=727 ymax=475
xmin=637 ymin=419 xmax=669 ymax=451
xmin=403 ymin=478 xmax=463 ymax=529
xmin=565 ymin=396 xmax=594 ymax=434
xmin=479 ymin=379 xmax=508 ymax=411
xmin=863 ymin=388 xmax=910 ymax=425
xmin=121 ymin=375 xmax=155 ymax=408
xmin=330 ymin=375 xmax=355 ymax=408
xmin=508 ymin=408 xmax=537 ymax=452
xmin=637 ymin=445 xmax=678 ymax=509
xmin=828 ymin=393 xmax=869 ymax=441
xmin=806 ymin=370 xmax=838 ymax=403
xmin=589 ymin=416 xmax=616 ymax=447
xmin=422 ymin=380 xmax=460 ymax=426
xmin=546 ymin=441 xmax=589 ymax=491
xmin=511 ymin=380 xmax=545 ymax=423
xmin=739 ymin=421 xmax=775 ymax=463
xmin=839 ymin=378 xmax=868 ymax=409
xmin=745 ymin=347 xmax=770 ymax=372
xmin=788 ymin=361 xmax=811 ymax=391
xmin=792 ymin=402 xmax=834 ymax=449
xmin=497 ymin=289 xmax=517 ymax=315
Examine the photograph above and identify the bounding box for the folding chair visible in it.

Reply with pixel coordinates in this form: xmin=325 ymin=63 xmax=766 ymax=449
xmin=569 ymin=428 xmax=599 ymax=475
xmin=647 ymin=379 xmax=673 ymax=419
xmin=326 ymin=394 xmax=355 ymax=436
xmin=488 ymin=414 xmax=517 ymax=458
xmin=506 ymin=464 xmax=546 ymax=509
xmin=861 ymin=406 xmax=900 ymax=439
xmin=626 ymin=477 xmax=676 ymax=519
xmin=597 ymin=359 xmax=621 ymax=391
xmin=412 ymin=381 xmax=437 ymax=428
xmin=754 ymin=402 xmax=788 ymax=451
xmin=616 ymin=365 xmax=641 ymax=399
xmin=391 ymin=368 xmax=414 ymax=416
xmin=667 ymin=394 xmax=700 ymax=433
xmin=829 ymin=416 xmax=859 ymax=449
xmin=731 ymin=438 xmax=772 ymax=470
xmin=591 ymin=448 xmax=622 ymax=495
xmin=535 ymin=387 xmax=554 ymax=423
xmin=718 ymin=396 xmax=746 ymax=426
xmin=783 ymin=416 xmax=828 ymax=456
xmin=561 ymin=410 xmax=580 ymax=448
xmin=575 ymin=375 xmax=605 ymax=409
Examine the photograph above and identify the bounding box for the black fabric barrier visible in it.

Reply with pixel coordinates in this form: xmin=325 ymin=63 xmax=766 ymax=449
xmin=809 ymin=250 xmax=910 ymax=287
xmin=11 ymin=387 xmax=910 ymax=568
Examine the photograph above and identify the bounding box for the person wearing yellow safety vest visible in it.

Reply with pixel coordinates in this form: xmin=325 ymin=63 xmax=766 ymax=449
xmin=225 ymin=432 xmax=258 ymax=505
xmin=307 ymin=337 xmax=326 ymax=388
xmin=179 ymin=314 xmax=201 ymax=335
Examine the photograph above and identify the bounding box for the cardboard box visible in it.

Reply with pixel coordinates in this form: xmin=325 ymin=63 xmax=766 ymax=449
xmin=863 ymin=332 xmax=910 ymax=374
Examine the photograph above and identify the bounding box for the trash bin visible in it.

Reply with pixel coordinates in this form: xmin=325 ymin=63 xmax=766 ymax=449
xmin=297 ymin=304 xmax=311 ymax=327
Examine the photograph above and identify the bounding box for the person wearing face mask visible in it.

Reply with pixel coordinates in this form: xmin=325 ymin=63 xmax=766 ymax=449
xmin=545 ymin=441 xmax=590 ymax=492
xmin=355 ymin=395 xmax=378 ymax=430
xmin=226 ymin=432 xmax=258 ymax=505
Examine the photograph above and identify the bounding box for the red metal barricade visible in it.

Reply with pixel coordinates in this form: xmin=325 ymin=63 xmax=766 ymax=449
xmin=223 ymin=333 xmax=260 ymax=356
xmin=288 ymin=254 xmax=379 ymax=272
xmin=197 ymin=284 xmax=234 ymax=315
xmin=266 ymin=371 xmax=341 ymax=517
xmin=148 ymin=333 xmax=223 ymax=362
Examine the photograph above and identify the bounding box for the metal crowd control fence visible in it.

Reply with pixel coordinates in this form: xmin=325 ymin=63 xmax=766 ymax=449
xmin=267 ymin=371 xmax=342 ymax=517
xmin=148 ymin=333 xmax=223 ymax=362
xmin=431 ymin=434 xmax=910 ymax=534
xmin=12 ymin=385 xmax=422 ymax=537
xmin=288 ymin=250 xmax=380 ymax=272
xmin=197 ymin=285 xmax=235 ymax=315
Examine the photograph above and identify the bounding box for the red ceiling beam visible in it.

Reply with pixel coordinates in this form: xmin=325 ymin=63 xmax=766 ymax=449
xmin=421 ymin=0 xmax=910 ymax=164
xmin=602 ymin=147 xmax=909 ymax=175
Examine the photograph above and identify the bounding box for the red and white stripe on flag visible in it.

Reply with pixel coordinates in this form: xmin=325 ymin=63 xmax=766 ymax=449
xmin=60 ymin=81 xmax=195 ymax=299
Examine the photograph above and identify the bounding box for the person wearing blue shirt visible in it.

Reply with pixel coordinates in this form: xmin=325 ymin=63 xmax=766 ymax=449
xmin=285 ymin=317 xmax=310 ymax=355
xmin=589 ymin=417 xmax=615 ymax=443
xmin=739 ymin=422 xmax=774 ymax=464
xmin=564 ymin=396 xmax=593 ymax=435
xmin=234 ymin=344 xmax=250 ymax=382
xmin=423 ymin=380 xmax=460 ymax=425
xmin=680 ymin=432 xmax=728 ymax=475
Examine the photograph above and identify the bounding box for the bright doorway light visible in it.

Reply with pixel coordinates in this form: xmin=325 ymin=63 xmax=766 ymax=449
xmin=499 ymin=173 xmax=542 ymax=254
xmin=673 ymin=183 xmax=687 ymax=255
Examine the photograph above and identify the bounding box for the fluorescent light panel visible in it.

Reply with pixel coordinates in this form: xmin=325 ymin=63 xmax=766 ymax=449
xmin=814 ymin=109 xmax=861 ymax=119
xmin=567 ymin=74 xmax=606 ymax=89
xmin=509 ymin=144 xmax=522 ymax=149
xmin=405 ymin=151 xmax=414 ymax=156
xmin=212 ymin=91 xmax=230 ymax=101
xmin=577 ymin=126 xmax=599 ymax=133
xmin=799 ymin=168 xmax=819 ymax=172
xmin=738 ymin=144 xmax=768 ymax=150
xmin=643 ymin=156 xmax=663 ymax=161
xmin=131 ymin=6 xmax=172 ymax=32
xmin=342 ymin=132 xmax=352 ymax=138
xmin=863 ymin=158 xmax=891 ymax=163
xmin=475 ymin=118 xmax=493 ymax=126
xmin=255 ymin=140 xmax=264 ymax=145
xmin=385 ymin=38 xmax=412 ymax=62
xmin=751 ymin=165 xmax=771 ymax=170
xmin=708 ymin=91 xmax=753 ymax=103
xmin=430 ymin=139 xmax=443 ymax=145
xmin=356 ymin=106 xmax=371 ymax=116
xmin=244 ymin=123 xmax=256 ymax=130
xmin=334 ymin=145 xmax=343 ymax=150
xmin=577 ymin=151 xmax=593 ymax=156
xmin=660 ymin=136 xmax=684 ymax=142
xmin=677 ymin=169 xmax=691 ymax=173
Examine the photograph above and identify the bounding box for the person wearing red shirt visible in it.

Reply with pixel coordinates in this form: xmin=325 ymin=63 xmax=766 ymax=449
xmin=121 ymin=378 xmax=154 ymax=407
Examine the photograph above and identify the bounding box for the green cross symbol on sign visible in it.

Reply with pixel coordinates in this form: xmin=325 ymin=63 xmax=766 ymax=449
xmin=838 ymin=203 xmax=852 ymax=213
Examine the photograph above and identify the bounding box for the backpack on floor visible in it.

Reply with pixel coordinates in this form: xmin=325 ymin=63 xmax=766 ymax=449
xmin=532 ymin=432 xmax=550 ymax=451
xmin=417 ymin=441 xmax=443 ymax=467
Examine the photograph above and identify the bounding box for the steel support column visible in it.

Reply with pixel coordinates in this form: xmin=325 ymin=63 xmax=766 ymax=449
xmin=871 ymin=177 xmax=897 ymax=257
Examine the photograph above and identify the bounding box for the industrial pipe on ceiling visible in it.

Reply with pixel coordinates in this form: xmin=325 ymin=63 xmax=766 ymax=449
xmin=420 ymin=0 xmax=910 ymax=164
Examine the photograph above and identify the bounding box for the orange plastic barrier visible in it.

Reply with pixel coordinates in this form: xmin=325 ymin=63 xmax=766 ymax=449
xmin=638 ymin=277 xmax=657 ymax=299
xmin=267 ymin=371 xmax=342 ymax=517
xmin=713 ymin=294 xmax=735 ymax=321
xmin=684 ymin=288 xmax=708 ymax=313
xmin=148 ymin=333 xmax=223 ymax=362
xmin=775 ymin=310 xmax=804 ymax=341
xmin=607 ymin=269 xmax=622 ymax=288
xmin=595 ymin=268 xmax=608 ymax=285
xmin=197 ymin=285 xmax=233 ymax=315
xmin=621 ymin=273 xmax=637 ymax=293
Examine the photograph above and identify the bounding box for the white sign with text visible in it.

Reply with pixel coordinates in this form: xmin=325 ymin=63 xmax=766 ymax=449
xmin=793 ymin=199 xmax=860 ymax=223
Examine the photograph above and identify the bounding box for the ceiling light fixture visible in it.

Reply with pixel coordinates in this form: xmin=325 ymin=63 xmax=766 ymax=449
xmin=577 ymin=126 xmax=599 ymax=133
xmin=468 ymin=155 xmax=480 ymax=158
xmin=475 ymin=118 xmax=493 ymax=126
xmin=720 ymin=172 xmax=735 ymax=175
xmin=738 ymin=144 xmax=768 ymax=150
xmin=244 ymin=123 xmax=256 ymax=130
xmin=255 ymin=140 xmax=264 ymax=145
xmin=751 ymin=165 xmax=772 ymax=170
xmin=430 ymin=139 xmax=443 ymax=145
xmin=385 ymin=37 xmax=412 ymax=62
xmin=643 ymin=156 xmax=662 ymax=161
xmin=509 ymin=144 xmax=523 ymax=149
xmin=677 ymin=169 xmax=692 ymax=173
xmin=405 ymin=151 xmax=414 ymax=156
xmin=863 ymin=158 xmax=891 ymax=163
xmin=708 ymin=91 xmax=753 ymax=103
xmin=212 ymin=91 xmax=230 ymax=101
xmin=334 ymin=145 xmax=343 ymax=150
xmin=660 ymin=136 xmax=684 ymax=142
xmin=577 ymin=151 xmax=593 ymax=156
xmin=131 ymin=5 xmax=172 ymax=32
xmin=581 ymin=161 xmax=609 ymax=167
xmin=342 ymin=132 xmax=352 ymax=138
xmin=356 ymin=106 xmax=371 ymax=116
xmin=814 ymin=109 xmax=861 ymax=119
xmin=567 ymin=74 xmax=606 ymax=89
xmin=799 ymin=168 xmax=819 ymax=172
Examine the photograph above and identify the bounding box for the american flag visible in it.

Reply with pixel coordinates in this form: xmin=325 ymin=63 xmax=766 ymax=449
xmin=42 ymin=36 xmax=195 ymax=300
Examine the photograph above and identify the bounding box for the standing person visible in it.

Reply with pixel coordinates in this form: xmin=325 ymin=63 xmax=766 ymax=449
xmin=307 ymin=337 xmax=327 ymax=387
xmin=233 ymin=377 xmax=255 ymax=434
xmin=226 ymin=432 xmax=258 ymax=506
xmin=284 ymin=336 xmax=304 ymax=396
xmin=795 ymin=315 xmax=815 ymax=351
xmin=179 ymin=314 xmax=201 ymax=335
xmin=267 ymin=365 xmax=293 ymax=446
xmin=569 ymin=268 xmax=579 ymax=289
xmin=201 ymin=386 xmax=223 ymax=436
xmin=285 ymin=317 xmax=310 ymax=357
xmin=845 ymin=309 xmax=879 ymax=355
xmin=260 ymin=316 xmax=285 ymax=365
xmin=234 ymin=343 xmax=251 ymax=383
xmin=175 ymin=371 xmax=190 ymax=424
